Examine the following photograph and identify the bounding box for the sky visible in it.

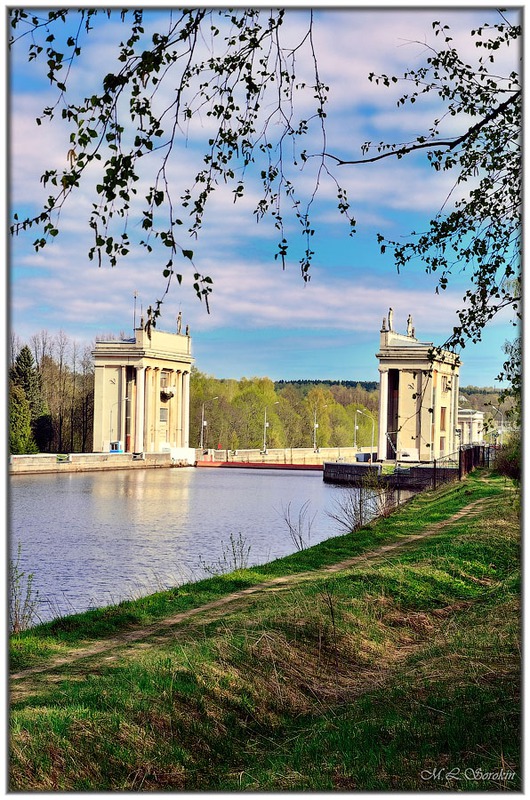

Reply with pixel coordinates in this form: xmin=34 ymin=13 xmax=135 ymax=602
xmin=8 ymin=4 xmax=522 ymax=388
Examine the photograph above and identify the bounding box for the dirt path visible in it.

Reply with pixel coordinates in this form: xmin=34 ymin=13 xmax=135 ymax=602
xmin=10 ymin=497 xmax=489 ymax=689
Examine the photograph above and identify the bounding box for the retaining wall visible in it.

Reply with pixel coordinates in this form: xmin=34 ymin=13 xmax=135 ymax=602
xmin=198 ymin=446 xmax=374 ymax=467
xmin=9 ymin=452 xmax=181 ymax=475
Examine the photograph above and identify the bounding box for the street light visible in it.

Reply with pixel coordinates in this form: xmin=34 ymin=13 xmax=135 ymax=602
xmin=200 ymin=396 xmax=218 ymax=449
xmin=263 ymin=401 xmax=279 ymax=453
xmin=313 ymin=404 xmax=327 ymax=452
xmin=357 ymin=409 xmax=375 ymax=461
xmin=354 ymin=409 xmax=360 ymax=449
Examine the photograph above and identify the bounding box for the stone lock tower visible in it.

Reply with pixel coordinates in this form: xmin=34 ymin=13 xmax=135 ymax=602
xmin=92 ymin=322 xmax=194 ymax=461
xmin=376 ymin=310 xmax=460 ymax=462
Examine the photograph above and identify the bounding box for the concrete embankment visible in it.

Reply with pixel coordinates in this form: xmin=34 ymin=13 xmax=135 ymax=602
xmin=9 ymin=451 xmax=191 ymax=476
xmin=10 ymin=446 xmax=374 ymax=475
xmin=197 ymin=446 xmax=373 ymax=468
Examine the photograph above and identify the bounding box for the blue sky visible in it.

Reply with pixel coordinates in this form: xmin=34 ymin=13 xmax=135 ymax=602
xmin=8 ymin=5 xmax=521 ymax=387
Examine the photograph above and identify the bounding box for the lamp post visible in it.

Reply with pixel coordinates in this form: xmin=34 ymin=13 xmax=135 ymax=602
xmin=358 ymin=409 xmax=375 ymax=461
xmin=313 ymin=404 xmax=327 ymax=452
xmin=200 ymin=396 xmax=218 ymax=450
xmin=263 ymin=401 xmax=279 ymax=453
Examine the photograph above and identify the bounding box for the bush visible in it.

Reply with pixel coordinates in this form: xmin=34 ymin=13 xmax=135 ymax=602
xmin=494 ymin=435 xmax=521 ymax=482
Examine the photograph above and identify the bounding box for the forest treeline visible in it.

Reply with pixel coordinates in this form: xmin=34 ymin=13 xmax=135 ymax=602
xmin=9 ymin=330 xmax=502 ymax=454
xmin=190 ymin=373 xmax=379 ymax=452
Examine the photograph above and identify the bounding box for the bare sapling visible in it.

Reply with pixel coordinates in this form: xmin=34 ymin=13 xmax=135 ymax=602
xmin=199 ymin=532 xmax=252 ymax=575
xmin=327 ymin=471 xmax=396 ymax=534
xmin=9 ymin=543 xmax=40 ymax=633
xmin=279 ymin=499 xmax=316 ymax=551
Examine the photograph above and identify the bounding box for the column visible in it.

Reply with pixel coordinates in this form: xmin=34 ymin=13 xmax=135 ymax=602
xmin=92 ymin=365 xmax=105 ymax=452
xmin=378 ymin=368 xmax=388 ymax=460
xmin=153 ymin=368 xmax=161 ymax=451
xmin=452 ymin=370 xmax=460 ymax=452
xmin=181 ymin=371 xmax=190 ymax=448
xmin=144 ymin=368 xmax=154 ymax=452
xmin=416 ymin=370 xmax=424 ymax=460
xmin=176 ymin=371 xmax=183 ymax=447
xmin=430 ymin=371 xmax=436 ymax=458
xmin=167 ymin=370 xmax=175 ymax=448
xmin=134 ymin=366 xmax=145 ymax=453
xmin=119 ymin=366 xmax=127 ymax=446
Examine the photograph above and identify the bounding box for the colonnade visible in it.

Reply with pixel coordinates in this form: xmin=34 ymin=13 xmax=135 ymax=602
xmin=131 ymin=366 xmax=190 ymax=453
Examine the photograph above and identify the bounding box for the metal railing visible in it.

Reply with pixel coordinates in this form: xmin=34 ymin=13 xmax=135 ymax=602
xmin=324 ymin=445 xmax=492 ymax=494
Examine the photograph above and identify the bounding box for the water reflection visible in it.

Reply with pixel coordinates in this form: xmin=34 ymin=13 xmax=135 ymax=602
xmin=10 ymin=468 xmax=347 ymax=622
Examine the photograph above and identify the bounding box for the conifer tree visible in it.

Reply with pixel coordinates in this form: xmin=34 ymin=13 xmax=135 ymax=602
xmin=9 ymin=383 xmax=38 ymax=454
xmin=10 ymin=345 xmax=44 ymax=424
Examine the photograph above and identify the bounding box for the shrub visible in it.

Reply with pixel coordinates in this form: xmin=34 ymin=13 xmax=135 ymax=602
xmin=494 ymin=434 xmax=521 ymax=483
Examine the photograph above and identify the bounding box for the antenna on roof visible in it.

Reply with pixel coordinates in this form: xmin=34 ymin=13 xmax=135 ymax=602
xmin=133 ymin=290 xmax=138 ymax=332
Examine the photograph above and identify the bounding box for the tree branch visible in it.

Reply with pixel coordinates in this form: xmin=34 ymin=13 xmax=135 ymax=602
xmin=321 ymin=90 xmax=520 ymax=166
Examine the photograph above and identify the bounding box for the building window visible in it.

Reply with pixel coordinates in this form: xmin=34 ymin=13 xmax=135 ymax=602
xmin=440 ymin=406 xmax=447 ymax=431
xmin=160 ymin=371 xmax=169 ymax=388
xmin=160 ymin=408 xmax=168 ymax=423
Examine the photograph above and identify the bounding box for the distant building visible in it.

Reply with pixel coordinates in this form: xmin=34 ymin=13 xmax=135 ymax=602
xmin=457 ymin=408 xmax=484 ymax=445
xmin=376 ymin=311 xmax=460 ymax=461
xmin=92 ymin=322 xmax=194 ymax=462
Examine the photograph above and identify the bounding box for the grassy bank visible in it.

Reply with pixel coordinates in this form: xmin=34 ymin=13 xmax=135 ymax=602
xmin=10 ymin=470 xmax=520 ymax=791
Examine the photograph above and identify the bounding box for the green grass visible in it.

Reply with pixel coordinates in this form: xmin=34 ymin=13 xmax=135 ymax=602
xmin=10 ymin=470 xmax=520 ymax=791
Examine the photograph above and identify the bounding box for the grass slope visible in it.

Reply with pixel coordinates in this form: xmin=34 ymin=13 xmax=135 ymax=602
xmin=10 ymin=470 xmax=520 ymax=791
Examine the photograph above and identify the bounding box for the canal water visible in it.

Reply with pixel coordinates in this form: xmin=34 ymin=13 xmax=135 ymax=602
xmin=10 ymin=467 xmax=350 ymax=623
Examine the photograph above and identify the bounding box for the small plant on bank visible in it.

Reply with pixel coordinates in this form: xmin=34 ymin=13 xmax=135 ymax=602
xmin=327 ymin=473 xmax=397 ymax=534
xmin=279 ymin=499 xmax=316 ymax=552
xmin=200 ymin=532 xmax=252 ymax=576
xmin=9 ymin=543 xmax=40 ymax=634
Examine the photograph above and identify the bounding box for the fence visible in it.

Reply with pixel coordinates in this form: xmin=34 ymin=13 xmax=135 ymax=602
xmin=324 ymin=445 xmax=492 ymax=495
xmin=458 ymin=443 xmax=494 ymax=478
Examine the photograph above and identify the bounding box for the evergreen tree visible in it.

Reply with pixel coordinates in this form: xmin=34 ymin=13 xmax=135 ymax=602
xmin=10 ymin=345 xmax=44 ymax=424
xmin=9 ymin=383 xmax=38 ymax=454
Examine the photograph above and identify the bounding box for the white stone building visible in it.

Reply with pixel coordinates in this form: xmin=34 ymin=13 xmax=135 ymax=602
xmin=92 ymin=323 xmax=194 ymax=463
xmin=376 ymin=310 xmax=460 ymax=462
xmin=456 ymin=409 xmax=485 ymax=445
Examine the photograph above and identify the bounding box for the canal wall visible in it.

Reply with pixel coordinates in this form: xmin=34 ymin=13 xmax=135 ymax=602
xmin=10 ymin=446 xmax=375 ymax=476
xmin=197 ymin=446 xmax=375 ymax=467
xmin=9 ymin=450 xmax=195 ymax=475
